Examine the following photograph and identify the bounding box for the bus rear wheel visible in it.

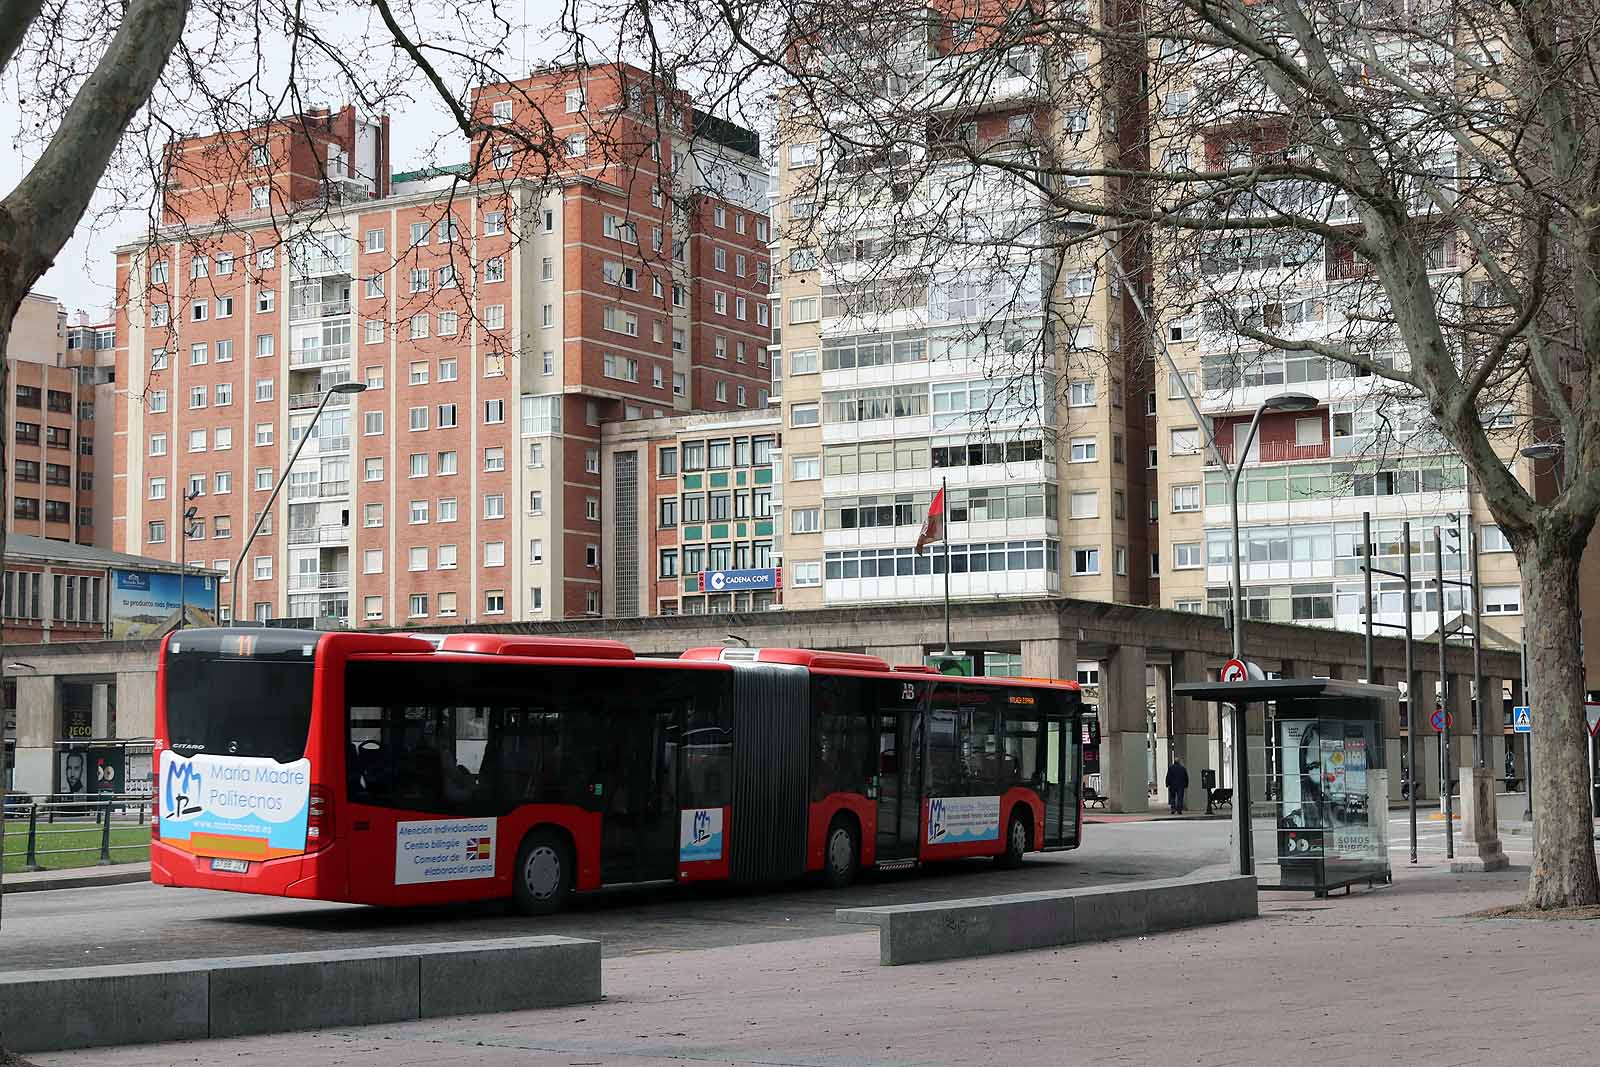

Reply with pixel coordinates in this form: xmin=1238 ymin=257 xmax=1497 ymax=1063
xmin=822 ymin=818 xmax=860 ymax=889
xmin=513 ymin=829 xmax=572 ymax=915
xmin=996 ymin=811 xmax=1029 ymax=869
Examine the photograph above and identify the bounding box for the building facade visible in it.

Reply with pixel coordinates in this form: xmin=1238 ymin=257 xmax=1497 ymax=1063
xmin=769 ymin=27 xmax=1153 ymax=616
xmin=9 ymin=294 xmax=114 ymax=548
xmin=601 ymin=407 xmax=781 ymax=617
xmin=112 ymin=63 xmax=770 ymax=625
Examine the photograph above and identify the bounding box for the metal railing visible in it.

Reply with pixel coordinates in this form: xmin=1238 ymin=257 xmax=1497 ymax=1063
xmin=319 ymin=479 xmax=350 ymax=497
xmin=4 ymin=794 xmax=152 ymax=870
xmin=289 ymin=389 xmax=353 ymax=410
xmin=289 ymin=344 xmax=352 ymax=367
xmin=287 ymin=524 xmax=349 ymax=545
xmin=288 ymin=298 xmax=352 ymax=323
xmin=288 ymin=570 xmax=349 ymax=590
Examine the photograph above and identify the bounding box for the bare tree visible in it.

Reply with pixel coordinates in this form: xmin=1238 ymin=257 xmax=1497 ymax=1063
xmin=629 ymin=0 xmax=1600 ymax=906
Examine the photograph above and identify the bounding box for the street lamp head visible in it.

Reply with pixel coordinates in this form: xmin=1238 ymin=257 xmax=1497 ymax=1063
xmin=1262 ymin=392 xmax=1318 ymax=413
xmin=1519 ymin=441 xmax=1563 ymax=460
xmin=330 ymin=381 xmax=368 ymax=395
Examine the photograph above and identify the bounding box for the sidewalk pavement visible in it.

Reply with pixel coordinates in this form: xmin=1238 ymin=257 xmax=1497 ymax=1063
xmin=2 ymin=862 xmax=148 ymax=894
xmin=30 ymin=859 xmax=1591 ymax=1066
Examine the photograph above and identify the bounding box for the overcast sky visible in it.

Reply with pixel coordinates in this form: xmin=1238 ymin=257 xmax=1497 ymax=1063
xmin=2 ymin=0 xmax=579 ymax=322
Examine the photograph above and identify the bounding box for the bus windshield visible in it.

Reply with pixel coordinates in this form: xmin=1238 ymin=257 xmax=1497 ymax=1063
xmin=164 ymin=631 xmax=317 ymax=763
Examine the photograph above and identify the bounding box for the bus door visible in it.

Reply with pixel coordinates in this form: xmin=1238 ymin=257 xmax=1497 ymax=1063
xmin=1040 ymin=708 xmax=1081 ymax=848
xmin=599 ymin=706 xmax=679 ymax=884
xmin=875 ymin=707 xmax=923 ymax=862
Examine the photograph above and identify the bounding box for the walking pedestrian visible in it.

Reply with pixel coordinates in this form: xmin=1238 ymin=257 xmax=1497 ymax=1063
xmin=1165 ymin=757 xmax=1190 ymax=815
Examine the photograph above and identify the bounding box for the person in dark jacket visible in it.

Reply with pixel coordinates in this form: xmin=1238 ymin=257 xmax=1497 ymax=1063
xmin=1165 ymin=758 xmax=1190 ymax=815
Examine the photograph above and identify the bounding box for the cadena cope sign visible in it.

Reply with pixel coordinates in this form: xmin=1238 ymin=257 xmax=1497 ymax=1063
xmin=697 ymin=568 xmax=782 ymax=593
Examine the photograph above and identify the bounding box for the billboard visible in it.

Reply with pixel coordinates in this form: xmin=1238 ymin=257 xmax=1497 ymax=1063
xmin=109 ymin=568 xmax=219 ymax=638
xmin=697 ymin=568 xmax=781 ymax=593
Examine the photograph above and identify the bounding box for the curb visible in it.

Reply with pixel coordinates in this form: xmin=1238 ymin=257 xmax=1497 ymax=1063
xmin=4 ymin=864 xmax=150 ymax=894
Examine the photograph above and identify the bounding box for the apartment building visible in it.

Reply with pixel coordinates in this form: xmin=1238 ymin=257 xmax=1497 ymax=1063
xmin=112 ymin=63 xmax=769 ymax=625
xmin=8 ymin=293 xmax=112 ymax=548
xmin=771 ymin=26 xmax=1152 ymax=613
xmin=601 ymin=407 xmax=781 ymax=616
xmin=1145 ymin=43 xmax=1530 ymax=659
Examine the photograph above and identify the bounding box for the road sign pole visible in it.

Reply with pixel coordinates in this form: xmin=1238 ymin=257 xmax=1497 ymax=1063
xmin=1436 ymin=528 xmax=1453 ymax=862
xmin=1404 ymin=521 xmax=1417 ymax=865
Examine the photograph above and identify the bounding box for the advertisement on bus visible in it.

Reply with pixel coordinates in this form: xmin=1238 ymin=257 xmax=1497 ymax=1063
xmin=394 ymin=818 xmax=498 ymax=884
xmin=926 ymin=796 xmax=1000 ymax=844
xmin=158 ymin=750 xmax=311 ymax=860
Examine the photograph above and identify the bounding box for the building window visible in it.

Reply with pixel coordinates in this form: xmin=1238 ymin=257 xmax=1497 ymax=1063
xmin=1069 ymin=491 xmax=1098 ymax=519
xmin=790 ymin=402 xmax=819 ymax=427
xmin=1170 ymin=427 xmax=1201 ymax=454
xmin=1071 ymin=547 xmax=1100 ymax=575
xmin=148 ymin=521 xmax=166 ymax=543
xmin=1483 ymin=586 xmax=1522 ymax=615
xmin=1481 ymin=525 xmax=1512 ymax=552
xmin=409 ymin=594 xmax=428 ymax=618
xmin=485 ymin=447 xmax=505 ymax=472
xmin=792 ymin=507 xmax=821 ymax=534
xmin=410 ymin=500 xmax=429 ymax=524
xmin=585 ymin=544 xmax=599 ymax=568
xmin=254 ymin=556 xmax=272 ymax=580
xmin=1068 ymin=380 xmax=1096 ymax=407
xmin=364 ymin=503 xmax=383 ymax=527
xmin=1174 ymin=542 xmax=1203 ymax=569
xmin=437 ymin=497 xmax=458 ymax=522
xmin=1171 ymin=484 xmax=1201 ymax=512
xmin=1069 ymin=437 xmax=1097 ymax=463
xmin=484 ymin=494 xmax=505 ymax=519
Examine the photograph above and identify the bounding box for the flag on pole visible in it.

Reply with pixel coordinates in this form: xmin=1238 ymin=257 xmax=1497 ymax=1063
xmin=916 ymin=484 xmax=947 ymax=554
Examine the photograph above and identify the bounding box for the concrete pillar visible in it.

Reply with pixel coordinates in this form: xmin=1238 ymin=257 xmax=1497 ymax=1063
xmin=114 ymin=671 xmax=157 ymax=740
xmin=14 ymin=673 xmax=59 ymax=796
xmin=1165 ymin=650 xmax=1211 ymax=812
xmin=867 ymin=645 xmax=926 ymax=669
xmin=1099 ymin=644 xmax=1148 ymax=813
xmin=1021 ymin=638 xmax=1078 ymax=682
xmin=92 ymin=683 xmax=112 ymax=739
xmin=1453 ymin=766 xmax=1509 ymax=872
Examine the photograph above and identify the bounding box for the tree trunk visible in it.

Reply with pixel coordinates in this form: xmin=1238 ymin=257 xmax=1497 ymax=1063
xmin=1524 ymin=545 xmax=1600 ymax=909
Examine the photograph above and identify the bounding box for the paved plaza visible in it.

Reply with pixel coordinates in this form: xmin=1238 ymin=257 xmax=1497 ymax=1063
xmin=19 ymin=837 xmax=1594 ymax=1066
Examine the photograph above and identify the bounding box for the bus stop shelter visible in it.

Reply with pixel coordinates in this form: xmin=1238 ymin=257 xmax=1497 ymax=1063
xmin=1174 ymin=678 xmax=1396 ymax=897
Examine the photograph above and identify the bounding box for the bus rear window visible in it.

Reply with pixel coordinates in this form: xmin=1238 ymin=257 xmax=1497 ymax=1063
xmin=164 ymin=635 xmax=316 ymax=763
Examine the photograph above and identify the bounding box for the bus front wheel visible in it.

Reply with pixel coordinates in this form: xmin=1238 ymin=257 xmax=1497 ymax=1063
xmin=995 ymin=811 xmax=1029 ymax=869
xmin=822 ymin=817 xmax=860 ymax=889
xmin=513 ymin=829 xmax=572 ymax=915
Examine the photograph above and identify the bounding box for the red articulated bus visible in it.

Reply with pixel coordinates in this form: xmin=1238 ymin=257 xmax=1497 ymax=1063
xmin=151 ymin=628 xmax=1084 ymax=913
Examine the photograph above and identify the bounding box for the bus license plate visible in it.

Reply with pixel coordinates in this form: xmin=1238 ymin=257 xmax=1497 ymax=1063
xmin=210 ymin=858 xmax=249 ymax=874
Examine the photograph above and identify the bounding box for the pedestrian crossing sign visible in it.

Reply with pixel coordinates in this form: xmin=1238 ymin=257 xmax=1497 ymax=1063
xmin=1513 ymin=706 xmax=1532 ymax=733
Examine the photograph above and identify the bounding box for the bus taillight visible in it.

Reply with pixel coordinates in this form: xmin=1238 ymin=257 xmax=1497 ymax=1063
xmin=306 ymin=786 xmax=334 ymax=852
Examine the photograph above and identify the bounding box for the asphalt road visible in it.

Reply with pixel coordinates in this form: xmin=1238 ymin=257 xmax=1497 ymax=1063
xmin=0 ymin=818 xmax=1230 ymax=972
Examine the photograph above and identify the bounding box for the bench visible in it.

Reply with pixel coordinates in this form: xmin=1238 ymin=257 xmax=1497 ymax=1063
xmin=837 ymin=875 xmax=1259 ymax=966
xmin=0 ymin=935 xmax=601 ymax=1054
xmin=1082 ymin=786 xmax=1109 ymax=809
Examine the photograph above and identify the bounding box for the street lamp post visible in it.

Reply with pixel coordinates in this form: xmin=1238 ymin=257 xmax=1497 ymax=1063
xmin=1228 ymin=393 xmax=1319 ymax=661
xmin=179 ymin=491 xmax=200 ymax=630
xmin=229 ymin=381 xmax=366 ymax=623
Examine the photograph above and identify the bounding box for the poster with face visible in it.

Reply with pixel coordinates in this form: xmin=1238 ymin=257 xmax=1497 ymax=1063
xmin=59 ymin=750 xmax=89 ymax=796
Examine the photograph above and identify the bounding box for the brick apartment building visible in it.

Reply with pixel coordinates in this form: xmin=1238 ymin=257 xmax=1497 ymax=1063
xmin=8 ymin=293 xmax=114 ymax=549
xmin=112 ymin=62 xmax=770 ymax=624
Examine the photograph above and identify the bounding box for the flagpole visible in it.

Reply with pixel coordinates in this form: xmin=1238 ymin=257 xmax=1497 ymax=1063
xmin=942 ymin=477 xmax=951 ymax=656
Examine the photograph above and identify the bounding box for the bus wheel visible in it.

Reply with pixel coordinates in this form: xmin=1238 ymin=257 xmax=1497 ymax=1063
xmin=513 ymin=830 xmax=572 ymax=915
xmin=996 ymin=811 xmax=1029 ymax=869
xmin=822 ymin=818 xmax=860 ymax=889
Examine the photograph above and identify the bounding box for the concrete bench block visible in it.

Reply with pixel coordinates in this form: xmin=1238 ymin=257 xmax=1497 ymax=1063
xmin=0 ymin=936 xmax=603 ymax=1053
xmin=208 ymin=950 xmax=420 ymax=1038
xmin=838 ymin=875 xmax=1257 ymax=966
xmin=418 ymin=936 xmax=601 ymax=1017
xmin=0 ymin=964 xmax=209 ymax=1053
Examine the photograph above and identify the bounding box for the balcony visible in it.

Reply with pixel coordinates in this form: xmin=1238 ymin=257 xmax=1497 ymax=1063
xmin=289 ymin=344 xmax=351 ymax=368
xmin=288 ymin=299 xmax=352 ymax=323
xmin=319 ymin=480 xmax=350 ymax=497
xmin=289 ymin=570 xmax=350 ymax=591
xmin=1210 ymin=439 xmax=1332 ymax=466
xmin=288 ymin=389 xmax=353 ymax=411
xmin=287 ymin=524 xmax=349 ymax=546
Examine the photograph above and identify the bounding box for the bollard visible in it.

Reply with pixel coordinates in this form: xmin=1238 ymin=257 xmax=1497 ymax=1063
xmin=24 ymin=803 xmax=43 ymax=872
xmin=139 ymin=800 xmax=146 ymax=826
xmin=97 ymin=797 xmax=113 ymax=865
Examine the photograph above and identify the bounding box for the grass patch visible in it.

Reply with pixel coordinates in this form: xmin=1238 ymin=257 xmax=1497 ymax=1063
xmin=1 ymin=819 xmax=151 ymax=874
xmin=1473 ymin=903 xmax=1600 ymax=921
